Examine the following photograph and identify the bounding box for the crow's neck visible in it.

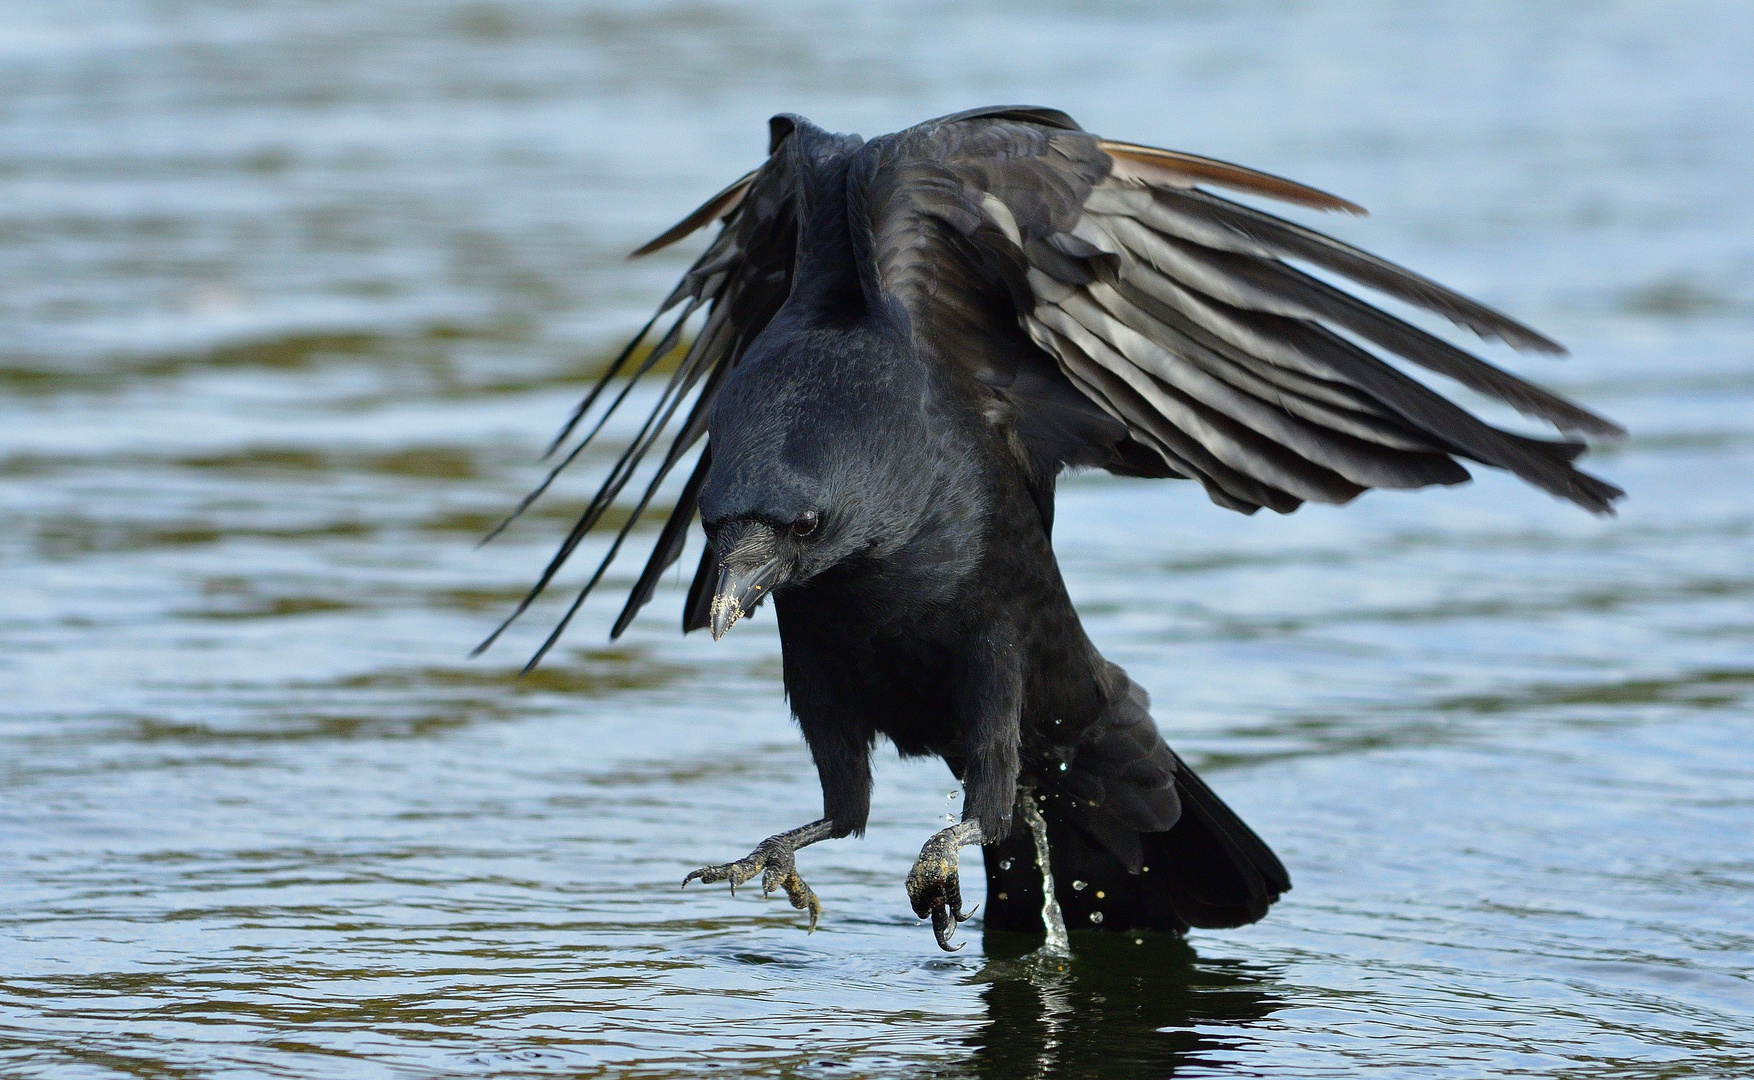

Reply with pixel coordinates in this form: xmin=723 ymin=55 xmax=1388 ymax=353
xmin=786 ymin=156 xmax=869 ymax=324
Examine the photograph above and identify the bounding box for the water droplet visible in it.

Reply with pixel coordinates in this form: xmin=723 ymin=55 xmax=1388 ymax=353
xmin=997 ymin=892 xmax=1008 ymax=900
xmin=999 ymin=859 xmax=1012 ymax=871
xmin=1140 ymin=865 xmax=1150 ymax=873
xmin=1053 ymin=718 xmax=1062 ymax=725
xmin=1134 ymin=938 xmax=1144 ymax=945
xmin=1071 ymin=880 xmax=1087 ymax=891
xmin=1058 ymin=762 xmax=1068 ymax=771
xmin=1088 ymin=911 xmax=1104 ymax=924
xmin=1095 ymin=890 xmax=1105 ymax=899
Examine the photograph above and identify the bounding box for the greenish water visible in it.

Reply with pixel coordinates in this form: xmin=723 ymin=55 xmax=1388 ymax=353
xmin=2 ymin=2 xmax=1751 ymax=1076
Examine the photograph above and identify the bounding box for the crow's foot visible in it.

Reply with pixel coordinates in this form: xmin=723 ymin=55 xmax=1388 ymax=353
xmin=906 ymin=819 xmax=985 ymax=951
xmin=682 ymin=818 xmax=834 ymax=931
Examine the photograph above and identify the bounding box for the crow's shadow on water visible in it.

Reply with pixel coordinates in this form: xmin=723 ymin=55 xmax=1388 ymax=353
xmin=945 ymin=930 xmax=1283 ymax=1080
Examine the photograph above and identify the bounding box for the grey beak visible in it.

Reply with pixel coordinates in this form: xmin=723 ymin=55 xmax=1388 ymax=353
xmin=709 ymin=557 xmax=785 ymax=640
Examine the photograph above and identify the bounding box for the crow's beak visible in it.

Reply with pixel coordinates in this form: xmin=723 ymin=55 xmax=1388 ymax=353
xmin=709 ymin=556 xmax=785 ymax=640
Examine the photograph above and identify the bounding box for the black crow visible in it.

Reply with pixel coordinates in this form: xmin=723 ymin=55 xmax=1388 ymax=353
xmin=479 ymin=106 xmax=1622 ymax=951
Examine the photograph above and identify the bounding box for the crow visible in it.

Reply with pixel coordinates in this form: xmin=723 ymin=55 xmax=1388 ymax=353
xmin=479 ymin=106 xmax=1623 ymax=951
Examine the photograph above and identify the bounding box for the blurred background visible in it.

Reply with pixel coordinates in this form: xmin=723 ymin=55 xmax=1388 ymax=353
xmin=2 ymin=2 xmax=1751 ymax=1077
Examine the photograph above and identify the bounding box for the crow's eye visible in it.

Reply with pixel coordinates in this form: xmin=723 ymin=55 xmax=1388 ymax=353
xmin=791 ymin=510 xmax=820 ymax=538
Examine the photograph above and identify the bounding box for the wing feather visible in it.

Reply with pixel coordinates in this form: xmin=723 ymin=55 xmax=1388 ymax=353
xmin=858 ymin=108 xmax=1621 ymax=518
xmin=627 ymin=169 xmax=758 ymax=257
xmin=1154 ymin=188 xmax=1577 ymax=357
xmin=1099 ymin=141 xmax=1368 ymax=215
xmin=1036 ymin=323 xmax=1287 ymax=513
xmin=1034 ymin=300 xmax=1361 ymax=505
xmin=1058 ymin=285 xmax=1383 ymax=494
xmin=1102 ymin=218 xmax=1618 ymax=435
xmin=1076 ymin=281 xmax=1467 ymax=490
xmin=495 ymin=107 xmax=1625 ymax=658
xmin=480 ymin=135 xmax=800 ymax=661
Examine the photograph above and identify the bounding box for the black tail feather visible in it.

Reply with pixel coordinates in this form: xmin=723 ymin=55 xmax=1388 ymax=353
xmin=982 ymin=758 xmax=1288 ymax=937
xmin=1148 ymin=755 xmax=1290 ymax=928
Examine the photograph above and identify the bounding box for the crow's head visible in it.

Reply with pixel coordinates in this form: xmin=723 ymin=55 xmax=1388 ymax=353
xmin=697 ymin=509 xmax=826 ymax=640
xmin=696 ymin=329 xmax=970 ymax=638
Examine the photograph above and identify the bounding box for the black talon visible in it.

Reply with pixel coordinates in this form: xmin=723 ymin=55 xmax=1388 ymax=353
xmin=932 ymin=905 xmax=963 ymax=951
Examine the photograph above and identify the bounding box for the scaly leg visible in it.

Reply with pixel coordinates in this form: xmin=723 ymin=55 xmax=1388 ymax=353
xmin=906 ymin=819 xmax=986 ymax=951
xmin=682 ymin=818 xmax=836 ymax=931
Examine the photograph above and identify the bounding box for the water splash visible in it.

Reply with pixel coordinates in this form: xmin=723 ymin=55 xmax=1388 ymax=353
xmin=1019 ymin=789 xmax=1070 ymax=956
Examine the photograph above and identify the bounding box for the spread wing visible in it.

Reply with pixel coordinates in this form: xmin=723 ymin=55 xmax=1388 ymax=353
xmin=857 ymin=106 xmax=1624 ymax=517
xmin=476 ymin=118 xmax=811 ymax=667
xmin=485 ymin=107 xmax=1624 ymax=664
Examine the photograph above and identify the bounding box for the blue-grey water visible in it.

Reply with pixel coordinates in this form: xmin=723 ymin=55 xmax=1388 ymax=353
xmin=3 ymin=2 xmax=1751 ymax=1076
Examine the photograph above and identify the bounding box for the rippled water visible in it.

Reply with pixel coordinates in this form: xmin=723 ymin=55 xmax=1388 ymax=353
xmin=4 ymin=2 xmax=1752 ymax=1076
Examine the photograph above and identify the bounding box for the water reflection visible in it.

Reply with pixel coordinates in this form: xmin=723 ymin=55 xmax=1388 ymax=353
xmin=958 ymin=935 xmax=1281 ymax=1080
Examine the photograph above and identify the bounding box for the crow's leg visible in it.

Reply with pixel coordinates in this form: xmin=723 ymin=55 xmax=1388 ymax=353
xmin=903 ymin=630 xmax=1016 ymax=951
xmin=906 ymin=819 xmax=986 ymax=951
xmin=681 ymin=818 xmax=835 ymax=930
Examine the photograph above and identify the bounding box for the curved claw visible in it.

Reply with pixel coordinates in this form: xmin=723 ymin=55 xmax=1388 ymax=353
xmin=682 ymin=834 xmax=823 ymax=931
xmin=906 ymin=820 xmax=985 ymax=951
xmin=932 ymin=905 xmax=964 ymax=951
xmin=681 ymin=855 xmax=761 ymax=896
xmin=927 ymin=901 xmax=980 ymax=951
xmin=789 ymin=877 xmax=823 ymax=932
xmin=760 ymin=861 xmax=786 ymax=897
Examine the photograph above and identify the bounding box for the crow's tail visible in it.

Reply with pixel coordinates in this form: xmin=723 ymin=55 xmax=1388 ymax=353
xmin=981 ymin=674 xmax=1289 ymax=936
xmin=982 ymin=761 xmax=1289 ymax=935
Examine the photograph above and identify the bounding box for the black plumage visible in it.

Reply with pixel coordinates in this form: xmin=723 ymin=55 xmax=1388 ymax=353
xmin=483 ymin=107 xmax=1623 ymax=949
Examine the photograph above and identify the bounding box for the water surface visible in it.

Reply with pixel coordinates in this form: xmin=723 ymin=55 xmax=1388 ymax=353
xmin=3 ymin=2 xmax=1752 ymax=1076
